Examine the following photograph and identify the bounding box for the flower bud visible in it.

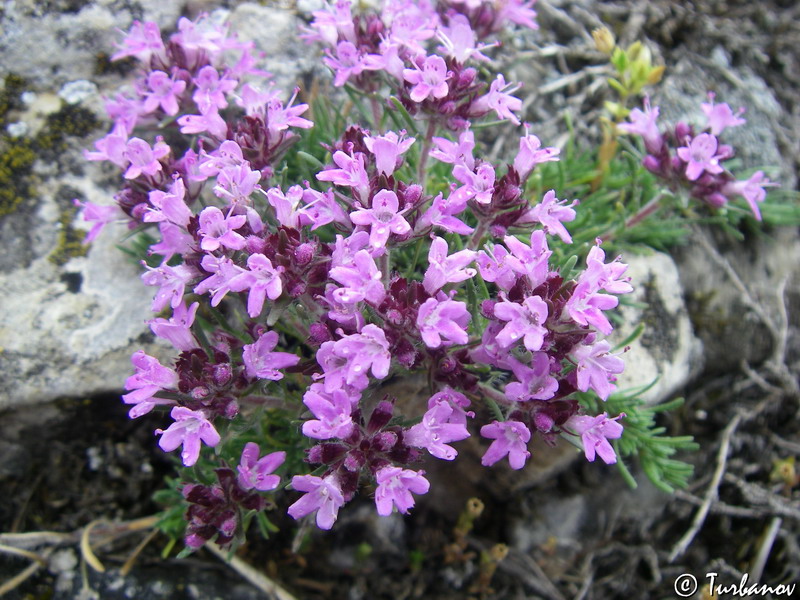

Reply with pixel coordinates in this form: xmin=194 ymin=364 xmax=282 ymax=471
xmin=295 ymin=242 xmax=315 ymax=265
xmin=674 ymin=122 xmax=692 ymax=141
xmin=642 ymin=155 xmax=661 ymax=173
xmin=480 ymin=299 xmax=496 ymax=319
xmin=458 ymin=67 xmax=477 ymax=88
xmin=489 ymin=224 xmax=507 ymax=238
xmin=245 ymin=235 xmax=267 ymax=255
xmin=592 ymin=27 xmax=615 ymax=54
xmin=213 ymin=363 xmax=232 ymax=386
xmin=533 ymin=411 xmax=555 ymax=433
xmin=309 ymin=322 xmax=333 ymax=345
xmin=191 ymin=386 xmax=209 ymax=400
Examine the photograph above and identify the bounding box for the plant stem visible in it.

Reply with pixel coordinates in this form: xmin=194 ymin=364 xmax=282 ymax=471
xmin=417 ymin=119 xmax=437 ymax=184
xmin=601 ymin=191 xmax=667 ymax=243
xmin=468 ymin=219 xmax=489 ymax=250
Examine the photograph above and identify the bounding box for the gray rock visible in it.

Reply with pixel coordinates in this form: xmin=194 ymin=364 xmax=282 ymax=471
xmin=673 ymin=226 xmax=800 ymax=373
xmin=0 ymin=1 xmax=183 ymax=88
xmin=0 ymin=5 xmax=315 ymax=411
xmin=0 ymin=165 xmax=168 ymax=410
xmin=613 ymin=251 xmax=704 ymax=405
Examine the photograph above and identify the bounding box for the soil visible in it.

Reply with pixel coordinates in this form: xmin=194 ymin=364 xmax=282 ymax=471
xmin=2 ymin=1 xmax=799 ymax=599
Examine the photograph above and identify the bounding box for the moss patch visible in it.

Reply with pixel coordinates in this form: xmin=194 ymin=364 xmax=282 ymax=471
xmin=49 ymin=186 xmax=89 ymax=266
xmin=0 ymin=74 xmax=100 ymax=221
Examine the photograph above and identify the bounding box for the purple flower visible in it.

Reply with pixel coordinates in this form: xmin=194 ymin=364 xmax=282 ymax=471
xmin=302 ymin=387 xmax=355 ymax=440
xmin=722 ymin=170 xmax=776 ymax=221
xmin=417 ymin=294 xmax=471 ymax=348
xmin=616 ymin=97 xmax=662 ymax=154
xmin=329 ymin=248 xmax=386 ymax=306
xmin=565 ymin=281 xmax=618 ymax=335
xmin=229 ymin=254 xmax=284 ymax=318
xmin=349 ymin=190 xmax=411 ymax=250
xmin=480 ymin=420 xmax=531 ymax=470
xmin=123 ymin=137 xmax=170 ymax=179
xmin=148 ymin=301 xmax=199 ymax=351
xmin=565 ymin=412 xmax=625 ymax=464
xmin=74 ymin=200 xmax=122 ymax=243
xmin=316 ymin=150 xmax=371 ymax=202
xmin=437 ymin=14 xmax=494 ymax=64
xmin=199 ymin=140 xmax=245 ymax=178
xmin=142 ymin=70 xmax=186 ymax=116
xmin=112 ymin=20 xmax=165 ymax=62
xmin=150 ymin=222 xmax=195 ymax=261
xmin=193 ymin=255 xmax=247 ymax=307
xmin=198 ymin=206 xmax=247 ymax=252
xmin=522 ymin=190 xmax=577 ymax=244
xmin=145 ymin=177 xmax=191 ymax=227
xmin=513 ymin=125 xmax=560 ymax=181
xmin=288 ymin=474 xmax=345 ymax=530
xmin=265 ymin=89 xmax=314 ymax=134
xmin=374 ymin=466 xmax=430 ymax=516
xmin=423 ymin=236 xmax=477 ymax=294
xmin=403 ymin=55 xmax=450 ymax=102
xmin=122 ymin=350 xmax=177 ymax=418
xmin=494 ymin=295 xmax=549 ymax=351
xmin=504 ymin=230 xmax=552 ymax=289
xmin=505 ymin=352 xmax=558 ymax=401
xmin=676 ymin=133 xmax=725 ymax=181
xmin=332 ymin=324 xmax=392 ymax=384
xmin=84 ymin=122 xmax=129 ymax=169
xmin=305 ymin=0 xmax=355 ymax=46
xmin=404 ymin=400 xmax=470 ymax=460
xmin=156 ymin=406 xmax=221 ymax=467
xmin=570 ymin=339 xmax=624 ymax=400
xmin=177 ymin=108 xmax=228 ymax=139
xmin=324 ymin=41 xmax=380 ymax=87
xmin=316 ymin=340 xmax=366 ymax=393
xmin=701 ymin=93 xmax=745 ymax=136
xmin=417 ymin=192 xmax=473 ymax=235
xmin=476 ymin=244 xmax=518 ymax=291
xmin=242 ymin=330 xmax=300 ymax=380
xmin=452 ymin=162 xmax=495 ymax=205
xmin=497 ymin=0 xmax=539 ymax=31
xmin=583 ymin=244 xmax=633 ymax=295
xmin=237 ymin=443 xmax=285 ymax=491
xmin=266 ymin=185 xmax=305 ymax=229
xmin=469 ymin=74 xmax=522 ymax=125
xmin=431 ymin=129 xmax=475 ymax=169
xmin=213 ymin=162 xmax=261 ymax=204
xmin=363 ymin=130 xmax=416 ymax=177
xmin=300 ymin=187 xmax=349 ymax=230
xmin=192 ymin=65 xmax=237 ymax=113
xmin=427 ymin=387 xmax=474 ymax=424
xmin=142 ymin=262 xmax=198 ymax=312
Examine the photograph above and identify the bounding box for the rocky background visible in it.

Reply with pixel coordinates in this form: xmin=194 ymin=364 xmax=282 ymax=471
xmin=1 ymin=1 xmax=798 ymax=598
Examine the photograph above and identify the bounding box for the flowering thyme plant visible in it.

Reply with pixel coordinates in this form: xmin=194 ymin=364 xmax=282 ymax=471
xmin=77 ymin=0 xmax=778 ymax=551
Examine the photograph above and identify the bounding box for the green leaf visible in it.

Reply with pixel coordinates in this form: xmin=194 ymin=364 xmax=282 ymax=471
xmin=388 ymin=96 xmax=419 ymax=134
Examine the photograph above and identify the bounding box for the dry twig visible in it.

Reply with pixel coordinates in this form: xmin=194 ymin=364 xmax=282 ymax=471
xmin=749 ymin=517 xmax=783 ymax=583
xmin=206 ymin=541 xmax=298 ymax=600
xmin=668 ymin=411 xmax=743 ymax=562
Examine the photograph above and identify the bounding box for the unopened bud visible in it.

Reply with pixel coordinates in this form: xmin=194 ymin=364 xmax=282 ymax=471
xmin=309 ymin=322 xmax=333 ymax=344
xmin=295 ymin=242 xmax=315 ymax=265
xmin=592 ymin=27 xmax=615 ymax=54
xmin=245 ymin=235 xmax=267 ymax=254
xmin=213 ymin=363 xmax=232 ymax=386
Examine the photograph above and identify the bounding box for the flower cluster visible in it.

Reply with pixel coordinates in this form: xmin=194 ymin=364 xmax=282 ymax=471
xmin=85 ymin=2 xmax=631 ymax=548
xmin=617 ymin=93 xmax=776 ymax=220
xmin=304 ymin=0 xmax=536 ymax=130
